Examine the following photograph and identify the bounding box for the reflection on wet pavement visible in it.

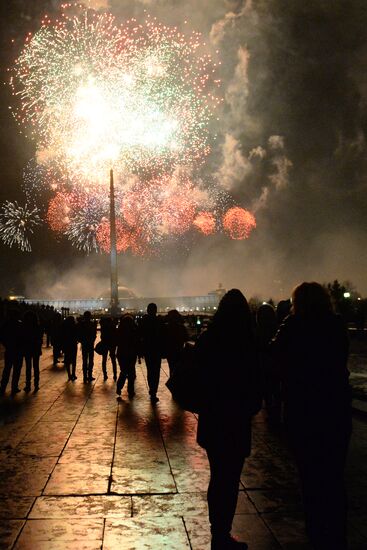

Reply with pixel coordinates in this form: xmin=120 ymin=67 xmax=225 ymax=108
xmin=0 ymin=347 xmax=366 ymax=549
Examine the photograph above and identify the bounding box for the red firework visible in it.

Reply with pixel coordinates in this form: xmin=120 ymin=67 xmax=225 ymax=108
xmin=46 ymin=192 xmax=73 ymax=233
xmin=193 ymin=211 xmax=216 ymax=235
xmin=96 ymin=218 xmax=131 ymax=253
xmin=222 ymin=207 xmax=256 ymax=240
xmin=160 ymin=193 xmax=196 ymax=235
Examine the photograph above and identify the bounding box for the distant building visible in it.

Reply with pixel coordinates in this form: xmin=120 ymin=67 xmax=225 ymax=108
xmin=24 ymin=284 xmax=226 ymax=315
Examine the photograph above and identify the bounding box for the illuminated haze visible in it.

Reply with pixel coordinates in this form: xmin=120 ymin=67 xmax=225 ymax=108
xmin=1 ymin=0 xmax=367 ymax=300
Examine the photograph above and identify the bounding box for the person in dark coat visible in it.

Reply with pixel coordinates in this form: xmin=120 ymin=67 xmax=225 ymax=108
xmin=116 ymin=314 xmax=139 ymax=398
xmin=61 ymin=316 xmax=78 ymax=381
xmin=164 ymin=309 xmax=189 ymax=377
xmin=255 ymin=303 xmax=280 ymax=427
xmin=270 ymin=282 xmax=352 ymax=550
xmin=0 ymin=308 xmax=23 ymax=396
xmin=139 ymin=303 xmax=163 ymax=404
xmin=50 ymin=312 xmax=63 ymax=366
xmin=21 ymin=310 xmax=43 ymax=392
xmin=196 ymin=289 xmax=261 ymax=550
xmin=77 ymin=311 xmax=97 ymax=383
xmin=100 ymin=317 xmax=117 ymax=381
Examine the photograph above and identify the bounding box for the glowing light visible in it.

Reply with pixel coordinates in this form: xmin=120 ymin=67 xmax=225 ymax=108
xmin=193 ymin=211 xmax=216 ymax=235
xmin=222 ymin=207 xmax=256 ymax=240
xmin=47 ymin=192 xmax=73 ymax=233
xmin=0 ymin=201 xmax=42 ymax=252
xmin=6 ymin=4 xmax=225 ymax=254
xmin=10 ymin=5 xmax=220 ymax=181
xmin=96 ymin=218 xmax=131 ymax=253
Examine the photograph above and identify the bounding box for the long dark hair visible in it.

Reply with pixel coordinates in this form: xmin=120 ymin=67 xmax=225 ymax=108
xmin=213 ymin=288 xmax=254 ymax=340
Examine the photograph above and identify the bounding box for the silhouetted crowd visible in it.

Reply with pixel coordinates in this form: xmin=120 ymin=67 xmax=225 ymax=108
xmin=0 ymin=284 xmax=354 ymax=550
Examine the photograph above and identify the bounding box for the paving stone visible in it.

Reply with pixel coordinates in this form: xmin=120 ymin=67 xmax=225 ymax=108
xmin=248 ymin=489 xmax=303 ymax=514
xmin=14 ymin=541 xmax=102 ymax=550
xmin=242 ymin=455 xmax=298 ymax=490
xmin=182 ymin=516 xmax=211 ymax=549
xmin=261 ymin=512 xmax=311 ymax=549
xmin=0 ymin=497 xmax=35 ymax=519
xmin=172 ymin=466 xmax=210 ymax=492
xmin=0 ymin=424 xmax=35 ymax=449
xmin=132 ymin=492 xmax=208 ymax=517
xmin=1 ymin=351 xmax=366 ymax=549
xmin=111 ymin=464 xmax=176 ymax=494
xmin=14 ymin=518 xmax=103 ymax=548
xmin=44 ymin=462 xmax=110 ymax=495
xmin=17 ymin=432 xmax=71 ymax=457
xmin=30 ymin=495 xmax=132 ymax=518
xmin=0 ymin=519 xmax=25 ymax=549
xmin=185 ymin=514 xmax=281 ymax=550
xmin=0 ymin=456 xmax=58 ymax=496
xmin=104 ymin=516 xmax=190 ymax=549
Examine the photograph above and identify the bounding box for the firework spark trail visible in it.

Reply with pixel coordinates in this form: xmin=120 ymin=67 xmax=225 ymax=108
xmin=0 ymin=201 xmax=42 ymax=252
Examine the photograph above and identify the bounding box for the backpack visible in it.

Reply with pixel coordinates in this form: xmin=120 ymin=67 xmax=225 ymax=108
xmin=165 ymin=342 xmax=204 ymax=413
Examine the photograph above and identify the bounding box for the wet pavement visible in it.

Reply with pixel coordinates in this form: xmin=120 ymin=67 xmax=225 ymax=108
xmin=0 ymin=346 xmax=367 ymax=549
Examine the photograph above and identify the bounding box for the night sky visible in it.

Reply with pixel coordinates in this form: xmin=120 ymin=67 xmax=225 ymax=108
xmin=0 ymin=0 xmax=366 ymax=301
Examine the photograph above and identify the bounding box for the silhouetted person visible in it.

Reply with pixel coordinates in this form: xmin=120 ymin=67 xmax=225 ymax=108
xmin=140 ymin=303 xmax=163 ymax=404
xmin=255 ymin=303 xmax=281 ymax=427
xmin=50 ymin=312 xmax=63 ymax=366
xmin=78 ymin=311 xmax=97 ymax=383
xmin=21 ymin=310 xmax=43 ymax=392
xmin=116 ymin=314 xmax=139 ymax=398
xmin=100 ymin=317 xmax=117 ymax=381
xmin=164 ymin=309 xmax=189 ymax=377
xmin=0 ymin=308 xmax=23 ymax=396
xmin=61 ymin=316 xmax=78 ymax=381
xmin=271 ymin=282 xmax=352 ymax=550
xmin=196 ymin=289 xmax=261 ymax=550
xmin=42 ymin=306 xmax=54 ymax=347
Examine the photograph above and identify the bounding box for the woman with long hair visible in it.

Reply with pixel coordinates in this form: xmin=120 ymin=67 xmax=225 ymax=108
xmin=196 ymin=289 xmax=261 ymax=550
xmin=271 ymin=282 xmax=352 ymax=550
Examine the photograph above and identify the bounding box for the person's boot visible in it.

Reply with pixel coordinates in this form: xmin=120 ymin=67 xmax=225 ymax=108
xmin=211 ymin=535 xmax=248 ymax=550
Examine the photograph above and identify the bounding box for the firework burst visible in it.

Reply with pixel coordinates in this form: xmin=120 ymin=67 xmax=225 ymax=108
xmin=10 ymin=4 xmax=221 ymax=183
xmin=6 ymin=3 xmax=257 ymax=255
xmin=222 ymin=207 xmax=256 ymax=240
xmin=0 ymin=201 xmax=42 ymax=252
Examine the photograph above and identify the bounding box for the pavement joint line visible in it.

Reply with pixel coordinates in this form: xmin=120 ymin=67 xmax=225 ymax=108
xmin=107 ymin=398 xmax=121 ymax=495
xmin=100 ymin=518 xmax=106 ymax=550
xmin=181 ymin=516 xmax=193 ymax=550
xmin=10 ymin=519 xmax=26 ymax=550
